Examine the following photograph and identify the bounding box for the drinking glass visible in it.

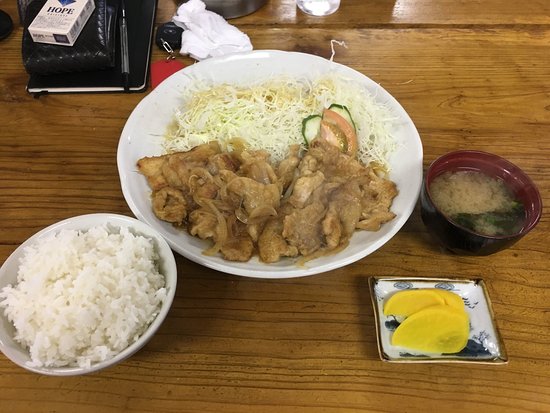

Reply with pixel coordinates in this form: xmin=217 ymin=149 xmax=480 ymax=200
xmin=296 ymin=0 xmax=341 ymax=16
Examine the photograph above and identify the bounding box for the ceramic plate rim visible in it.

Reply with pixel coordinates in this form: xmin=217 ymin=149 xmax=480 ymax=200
xmin=117 ymin=50 xmax=423 ymax=278
xmin=368 ymin=276 xmax=508 ymax=364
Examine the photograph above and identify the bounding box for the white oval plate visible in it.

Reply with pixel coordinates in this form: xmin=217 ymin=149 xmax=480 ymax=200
xmin=117 ymin=50 xmax=423 ymax=278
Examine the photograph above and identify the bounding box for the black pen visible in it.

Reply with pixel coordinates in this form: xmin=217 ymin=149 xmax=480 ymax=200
xmin=120 ymin=0 xmax=130 ymax=92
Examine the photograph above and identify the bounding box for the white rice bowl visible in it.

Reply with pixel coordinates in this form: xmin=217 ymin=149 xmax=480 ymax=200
xmin=0 ymin=214 xmax=177 ymax=376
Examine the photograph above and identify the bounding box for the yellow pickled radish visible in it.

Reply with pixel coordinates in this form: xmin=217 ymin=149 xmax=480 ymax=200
xmin=383 ymin=289 xmax=445 ymax=316
xmin=391 ymin=304 xmax=470 ymax=353
xmin=430 ymin=289 xmax=465 ymax=311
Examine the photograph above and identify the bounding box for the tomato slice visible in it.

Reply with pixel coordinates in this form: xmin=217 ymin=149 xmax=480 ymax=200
xmin=320 ymin=109 xmax=358 ymax=157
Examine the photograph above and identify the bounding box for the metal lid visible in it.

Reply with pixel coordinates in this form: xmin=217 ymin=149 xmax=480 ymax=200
xmin=200 ymin=0 xmax=267 ymax=19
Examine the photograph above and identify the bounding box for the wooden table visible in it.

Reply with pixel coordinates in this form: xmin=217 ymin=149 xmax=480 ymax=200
xmin=1 ymin=1 xmax=549 ymax=411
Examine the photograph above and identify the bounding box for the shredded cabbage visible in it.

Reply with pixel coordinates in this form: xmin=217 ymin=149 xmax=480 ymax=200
xmin=164 ymin=74 xmax=397 ymax=169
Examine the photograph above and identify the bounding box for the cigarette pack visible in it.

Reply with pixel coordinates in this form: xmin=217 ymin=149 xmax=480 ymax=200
xmin=28 ymin=0 xmax=95 ymax=46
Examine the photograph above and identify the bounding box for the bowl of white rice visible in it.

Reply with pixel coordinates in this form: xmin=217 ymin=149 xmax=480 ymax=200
xmin=0 ymin=213 xmax=177 ymax=376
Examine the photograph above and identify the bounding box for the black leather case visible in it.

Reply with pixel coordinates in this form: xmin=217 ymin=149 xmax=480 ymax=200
xmin=22 ymin=0 xmax=118 ymax=75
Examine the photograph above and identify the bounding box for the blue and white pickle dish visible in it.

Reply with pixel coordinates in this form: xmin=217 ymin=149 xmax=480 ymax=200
xmin=368 ymin=277 xmax=508 ymax=364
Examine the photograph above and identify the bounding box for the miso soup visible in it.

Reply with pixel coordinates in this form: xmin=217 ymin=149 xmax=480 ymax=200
xmin=429 ymin=170 xmax=525 ymax=236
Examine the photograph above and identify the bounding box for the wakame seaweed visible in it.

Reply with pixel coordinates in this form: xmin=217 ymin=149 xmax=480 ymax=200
xmin=452 ymin=202 xmax=524 ymax=236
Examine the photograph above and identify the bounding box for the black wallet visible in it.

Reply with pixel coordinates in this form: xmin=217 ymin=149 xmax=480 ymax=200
xmin=22 ymin=0 xmax=118 ymax=75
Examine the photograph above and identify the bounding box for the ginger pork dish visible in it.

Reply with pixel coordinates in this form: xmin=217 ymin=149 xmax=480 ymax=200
xmin=138 ymin=105 xmax=398 ymax=263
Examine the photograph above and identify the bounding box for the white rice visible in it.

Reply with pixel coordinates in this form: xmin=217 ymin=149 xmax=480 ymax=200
xmin=0 ymin=225 xmax=167 ymax=369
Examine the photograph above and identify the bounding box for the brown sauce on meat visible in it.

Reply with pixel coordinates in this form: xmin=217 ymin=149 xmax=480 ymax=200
xmin=137 ymin=138 xmax=398 ymax=263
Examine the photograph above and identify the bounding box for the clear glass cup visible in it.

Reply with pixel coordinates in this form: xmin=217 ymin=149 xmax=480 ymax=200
xmin=296 ymin=0 xmax=341 ymax=16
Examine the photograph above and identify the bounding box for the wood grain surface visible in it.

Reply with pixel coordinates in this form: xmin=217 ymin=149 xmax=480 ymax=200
xmin=0 ymin=1 xmax=549 ymax=412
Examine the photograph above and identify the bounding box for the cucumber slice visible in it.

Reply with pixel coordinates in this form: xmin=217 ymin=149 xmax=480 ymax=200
xmin=328 ymin=104 xmax=356 ymax=132
xmin=301 ymin=114 xmax=322 ymax=146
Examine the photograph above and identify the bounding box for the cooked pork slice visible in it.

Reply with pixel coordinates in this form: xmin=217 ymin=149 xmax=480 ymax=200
xmin=321 ymin=181 xmax=363 ymax=248
xmin=356 ymin=171 xmax=398 ymax=230
xmin=226 ymin=177 xmax=281 ymax=215
xmin=357 ymin=210 xmax=396 ymax=231
xmin=137 ymin=155 xmax=169 ymax=190
xmin=216 ymin=169 xmax=243 ymax=208
xmin=277 ymin=145 xmax=301 ymax=191
xmin=321 ymin=205 xmax=343 ymax=250
xmin=188 ymin=168 xmax=219 ymax=200
xmin=246 ymin=221 xmax=265 ymax=242
xmin=258 ymin=218 xmax=299 ymax=263
xmin=298 ymin=153 xmax=319 ymax=176
xmin=220 ymin=235 xmax=255 ymax=262
xmin=151 ymin=187 xmax=187 ymax=223
xmin=358 ymin=170 xmax=397 ymax=209
xmin=366 ymin=170 xmax=398 ymax=210
xmin=239 ymin=157 xmax=279 ymax=185
xmin=309 ymin=138 xmax=364 ymax=180
xmin=218 ymin=168 xmax=239 ymax=183
xmin=188 ymin=208 xmax=218 ymax=240
xmin=161 ymin=161 xmax=184 ymax=187
xmin=194 ymin=181 xmax=219 ymax=200
xmin=162 ymin=142 xmax=221 ymax=188
xmin=289 ymin=171 xmax=325 ymax=208
xmin=239 ymin=148 xmax=271 ymax=164
xmin=282 ymin=201 xmax=326 ymax=256
xmin=332 ymin=181 xmax=363 ymax=235
xmin=183 ymin=141 xmax=222 ymax=163
xmin=207 ymin=152 xmax=240 ymax=175
xmin=166 ymin=153 xmax=194 ymax=188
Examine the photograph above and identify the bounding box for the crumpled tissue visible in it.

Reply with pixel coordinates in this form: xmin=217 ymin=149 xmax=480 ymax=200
xmin=172 ymin=0 xmax=253 ymax=61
